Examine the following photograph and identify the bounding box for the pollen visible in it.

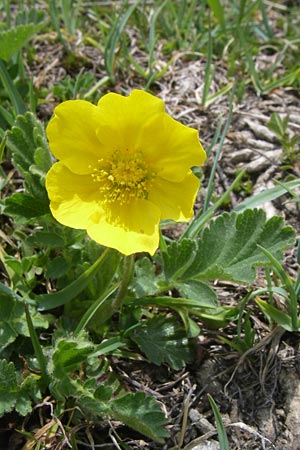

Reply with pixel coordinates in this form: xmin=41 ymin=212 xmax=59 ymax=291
xmin=91 ymin=150 xmax=156 ymax=204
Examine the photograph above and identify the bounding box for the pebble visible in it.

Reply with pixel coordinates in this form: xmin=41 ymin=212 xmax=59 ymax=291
xmin=245 ymin=149 xmax=282 ymax=173
xmin=188 ymin=440 xmax=220 ymax=450
xmin=189 ymin=409 xmax=215 ymax=433
xmin=244 ymin=119 xmax=278 ymax=143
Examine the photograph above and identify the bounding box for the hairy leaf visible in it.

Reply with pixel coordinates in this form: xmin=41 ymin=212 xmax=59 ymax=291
xmin=176 ymin=279 xmax=218 ymax=307
xmin=0 ymin=24 xmax=43 ymax=61
xmin=110 ymin=392 xmax=168 ymax=443
xmin=162 ymin=239 xmax=196 ymax=281
xmin=0 ymin=291 xmax=49 ymax=351
xmin=163 ymin=209 xmax=295 ymax=284
xmin=0 ymin=360 xmax=41 ymax=417
xmin=132 ymin=256 xmax=161 ymax=296
xmin=3 ymin=192 xmax=50 ymax=218
xmin=50 ymin=338 xmax=94 ymax=377
xmin=4 ymin=112 xmax=52 ymax=218
xmin=131 ymin=315 xmax=192 ymax=369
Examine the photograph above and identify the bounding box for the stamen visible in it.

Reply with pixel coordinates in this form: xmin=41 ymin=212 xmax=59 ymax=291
xmin=91 ymin=150 xmax=156 ymax=205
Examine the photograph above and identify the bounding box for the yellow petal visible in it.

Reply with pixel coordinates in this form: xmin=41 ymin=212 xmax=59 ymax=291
xmin=46 ymin=100 xmax=107 ymax=174
xmin=138 ymin=113 xmax=206 ymax=182
xmin=87 ymin=198 xmax=160 ymax=255
xmin=46 ymin=162 xmax=101 ymax=228
xmin=96 ymin=90 xmax=165 ymax=151
xmin=149 ymin=172 xmax=200 ymax=221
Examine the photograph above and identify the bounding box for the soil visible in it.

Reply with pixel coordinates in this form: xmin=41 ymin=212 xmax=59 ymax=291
xmin=2 ymin=12 xmax=300 ymax=450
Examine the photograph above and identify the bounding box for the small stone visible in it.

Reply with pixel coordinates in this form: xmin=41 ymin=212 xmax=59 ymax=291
xmin=188 ymin=439 xmax=220 ymax=450
xmin=245 ymin=149 xmax=282 ymax=173
xmin=244 ymin=119 xmax=278 ymax=143
xmin=189 ymin=409 xmax=215 ymax=433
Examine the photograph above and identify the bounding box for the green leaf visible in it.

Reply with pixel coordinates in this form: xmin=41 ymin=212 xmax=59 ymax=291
xmin=50 ymin=338 xmax=94 ymax=377
xmin=3 ymin=192 xmax=50 ymax=218
xmin=0 ymin=360 xmax=41 ymax=417
xmin=0 ymin=291 xmax=49 ymax=351
xmin=256 ymin=299 xmax=296 ymax=331
xmin=37 ymin=248 xmax=113 ymax=310
xmin=0 ymin=60 xmax=26 ymax=115
xmin=162 ymin=239 xmax=196 ymax=281
xmin=104 ymin=1 xmax=141 ymax=82
xmin=208 ymin=394 xmax=230 ymax=450
xmin=0 ymin=24 xmax=43 ymax=61
xmin=110 ymin=392 xmax=168 ymax=443
xmin=176 ymin=280 xmax=218 ymax=308
xmin=176 ymin=209 xmax=295 ymax=284
xmin=132 ymin=256 xmax=161 ymax=296
xmin=15 ymin=374 xmax=41 ymax=416
xmin=0 ymin=360 xmax=18 ymax=416
xmin=45 ymin=256 xmax=69 ymax=279
xmin=6 ymin=112 xmax=52 ymax=205
xmin=192 ymin=306 xmax=239 ymax=329
xmin=234 ymin=179 xmax=300 ymax=212
xmin=207 ymin=0 xmax=225 ymax=29
xmin=26 ymin=230 xmax=64 ymax=248
xmin=131 ymin=315 xmax=192 ymax=369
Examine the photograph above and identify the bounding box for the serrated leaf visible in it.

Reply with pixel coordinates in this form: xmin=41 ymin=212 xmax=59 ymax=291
xmin=110 ymin=392 xmax=168 ymax=443
xmin=132 ymin=257 xmax=161 ymax=296
xmin=3 ymin=192 xmax=50 ymax=218
xmin=45 ymin=256 xmax=69 ymax=279
xmin=131 ymin=315 xmax=192 ymax=369
xmin=0 ymin=24 xmax=43 ymax=61
xmin=176 ymin=209 xmax=295 ymax=283
xmin=6 ymin=112 xmax=52 ymax=210
xmin=50 ymin=338 xmax=94 ymax=377
xmin=15 ymin=374 xmax=42 ymax=416
xmin=162 ymin=239 xmax=196 ymax=280
xmin=0 ymin=360 xmax=41 ymax=417
xmin=0 ymin=360 xmax=18 ymax=416
xmin=176 ymin=280 xmax=218 ymax=307
xmin=34 ymin=146 xmax=52 ymax=172
xmin=0 ymin=291 xmax=50 ymax=351
xmin=26 ymin=230 xmax=64 ymax=248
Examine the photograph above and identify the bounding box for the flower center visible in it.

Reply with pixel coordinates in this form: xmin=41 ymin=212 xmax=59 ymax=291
xmin=91 ymin=150 xmax=155 ymax=205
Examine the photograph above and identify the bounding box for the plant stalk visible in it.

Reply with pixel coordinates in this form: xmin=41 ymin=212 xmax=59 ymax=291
xmin=111 ymin=254 xmax=135 ymax=312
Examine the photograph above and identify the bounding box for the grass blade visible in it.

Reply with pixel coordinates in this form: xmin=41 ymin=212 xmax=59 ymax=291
xmin=181 ymin=169 xmax=246 ymax=240
xmin=37 ymin=248 xmax=112 ymax=310
xmin=25 ymin=304 xmax=49 ymax=389
xmin=203 ymin=97 xmax=233 ymax=212
xmin=208 ymin=394 xmax=230 ymax=450
xmin=104 ymin=1 xmax=140 ymax=82
xmin=207 ymin=0 xmax=225 ymax=29
xmin=0 ymin=59 xmax=26 ymax=115
xmin=234 ymin=179 xmax=300 ymax=212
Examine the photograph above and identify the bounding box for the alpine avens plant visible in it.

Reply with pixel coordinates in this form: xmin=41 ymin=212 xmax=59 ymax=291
xmin=0 ymin=2 xmax=299 ymax=448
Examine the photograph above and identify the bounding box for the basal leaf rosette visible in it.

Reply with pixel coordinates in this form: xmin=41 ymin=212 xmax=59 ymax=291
xmin=45 ymin=90 xmax=206 ymax=255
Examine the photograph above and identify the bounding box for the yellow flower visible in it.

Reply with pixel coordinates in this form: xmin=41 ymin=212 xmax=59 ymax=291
xmin=45 ymin=90 xmax=206 ymax=255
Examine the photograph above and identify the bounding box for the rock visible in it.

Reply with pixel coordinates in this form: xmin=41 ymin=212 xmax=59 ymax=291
xmin=282 ymin=370 xmax=300 ymax=448
xmin=245 ymin=149 xmax=282 ymax=173
xmin=188 ymin=440 xmax=220 ymax=450
xmin=244 ymin=119 xmax=278 ymax=143
xmin=189 ymin=409 xmax=215 ymax=433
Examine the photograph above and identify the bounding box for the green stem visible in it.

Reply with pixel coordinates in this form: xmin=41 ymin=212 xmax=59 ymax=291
xmin=111 ymin=254 xmax=135 ymax=312
xmin=37 ymin=248 xmax=112 ymax=310
xmin=74 ymin=282 xmax=120 ymax=336
xmin=25 ymin=304 xmax=49 ymax=389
